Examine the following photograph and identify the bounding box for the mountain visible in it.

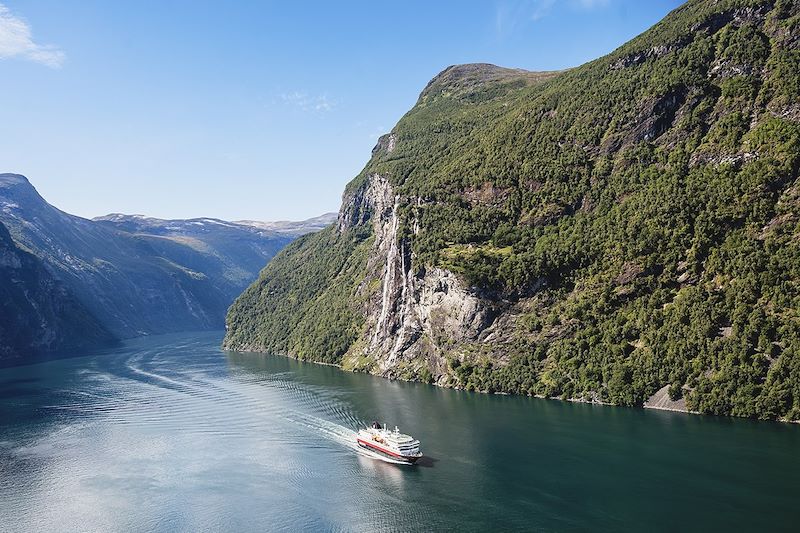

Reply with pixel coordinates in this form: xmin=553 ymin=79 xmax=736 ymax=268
xmin=0 ymin=173 xmax=331 ymax=356
xmin=224 ymin=0 xmax=800 ymax=421
xmin=0 ymin=220 xmax=114 ymax=361
xmin=234 ymin=213 xmax=338 ymax=237
xmin=97 ymin=212 xmax=337 ymax=238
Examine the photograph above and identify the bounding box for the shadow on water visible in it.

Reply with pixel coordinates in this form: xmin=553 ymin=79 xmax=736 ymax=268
xmin=414 ymin=455 xmax=438 ymax=468
xmin=0 ymin=378 xmax=41 ymax=400
xmin=0 ymin=387 xmax=40 ymax=399
xmin=0 ymin=330 xmax=231 ymax=370
xmin=0 ymin=338 xmax=123 ymax=369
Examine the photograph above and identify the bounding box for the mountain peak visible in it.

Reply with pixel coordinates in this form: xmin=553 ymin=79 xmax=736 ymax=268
xmin=419 ymin=63 xmax=560 ymax=101
xmin=0 ymin=174 xmax=32 ymax=187
xmin=0 ymin=173 xmax=48 ymax=212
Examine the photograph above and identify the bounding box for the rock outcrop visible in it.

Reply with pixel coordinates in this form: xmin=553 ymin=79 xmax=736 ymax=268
xmin=337 ymin=174 xmax=502 ymax=379
xmin=224 ymin=165 xmax=515 ymax=378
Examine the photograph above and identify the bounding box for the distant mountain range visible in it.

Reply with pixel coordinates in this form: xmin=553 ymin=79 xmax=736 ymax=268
xmin=94 ymin=212 xmax=337 ymax=238
xmin=0 ymin=173 xmax=334 ymax=361
xmin=224 ymin=0 xmax=800 ymax=421
xmin=232 ymin=214 xmax=339 ymax=237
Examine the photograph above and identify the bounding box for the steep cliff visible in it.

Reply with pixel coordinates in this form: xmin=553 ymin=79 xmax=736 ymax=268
xmin=0 ymin=221 xmax=113 ymax=361
xmin=225 ymin=0 xmax=800 ymax=421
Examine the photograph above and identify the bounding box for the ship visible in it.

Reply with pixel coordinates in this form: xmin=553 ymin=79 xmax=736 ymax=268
xmin=357 ymin=421 xmax=423 ymax=464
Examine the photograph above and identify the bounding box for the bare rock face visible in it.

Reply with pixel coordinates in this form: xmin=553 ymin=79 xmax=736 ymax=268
xmin=631 ymin=86 xmax=689 ymax=143
xmin=371 ymin=133 xmax=397 ymax=156
xmin=610 ymin=39 xmax=690 ymax=70
xmin=339 ymin=173 xmax=502 ymax=379
xmin=645 ymin=385 xmax=689 ymax=413
xmin=337 ymin=174 xmax=395 ymax=233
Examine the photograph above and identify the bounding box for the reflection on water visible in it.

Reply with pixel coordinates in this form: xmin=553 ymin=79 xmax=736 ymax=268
xmin=1 ymin=332 xmax=799 ymax=532
xmin=356 ymin=454 xmax=406 ymax=488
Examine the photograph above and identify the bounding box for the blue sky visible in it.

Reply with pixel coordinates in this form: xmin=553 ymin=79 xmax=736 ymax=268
xmin=0 ymin=0 xmax=682 ymax=221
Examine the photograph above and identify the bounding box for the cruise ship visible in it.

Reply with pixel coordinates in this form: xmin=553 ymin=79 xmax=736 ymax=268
xmin=357 ymin=422 xmax=423 ymax=464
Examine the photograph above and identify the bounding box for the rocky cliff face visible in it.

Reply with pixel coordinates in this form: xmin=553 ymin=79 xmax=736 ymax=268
xmin=337 ymin=173 xmax=505 ymax=382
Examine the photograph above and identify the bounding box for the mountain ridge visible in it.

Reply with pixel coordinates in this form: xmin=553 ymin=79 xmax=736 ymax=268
xmin=93 ymin=212 xmax=337 ymax=237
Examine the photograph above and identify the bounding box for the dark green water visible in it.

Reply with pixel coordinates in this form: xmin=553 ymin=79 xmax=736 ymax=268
xmin=1 ymin=332 xmax=798 ymax=532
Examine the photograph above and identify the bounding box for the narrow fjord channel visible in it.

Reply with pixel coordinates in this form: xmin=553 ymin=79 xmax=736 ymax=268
xmin=1 ymin=332 xmax=798 ymax=532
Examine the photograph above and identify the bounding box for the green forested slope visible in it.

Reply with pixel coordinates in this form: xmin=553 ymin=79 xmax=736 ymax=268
xmin=225 ymin=225 xmax=373 ymax=364
xmin=225 ymin=0 xmax=800 ymax=420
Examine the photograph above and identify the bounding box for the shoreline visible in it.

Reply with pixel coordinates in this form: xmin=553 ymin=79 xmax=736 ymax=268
xmin=227 ymin=345 xmax=799 ymax=425
xmin=642 ymin=404 xmax=697 ymax=415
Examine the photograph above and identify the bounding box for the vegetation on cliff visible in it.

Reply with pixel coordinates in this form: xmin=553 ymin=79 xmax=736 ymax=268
xmin=225 ymin=0 xmax=800 ymax=421
xmin=225 ymin=225 xmax=372 ymax=364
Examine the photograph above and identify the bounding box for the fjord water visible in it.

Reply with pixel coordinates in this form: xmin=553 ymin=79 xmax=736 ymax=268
xmin=1 ymin=333 xmax=797 ymax=532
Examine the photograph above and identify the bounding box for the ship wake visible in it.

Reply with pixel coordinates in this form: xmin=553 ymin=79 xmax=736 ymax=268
xmin=93 ymin=339 xmax=413 ymax=466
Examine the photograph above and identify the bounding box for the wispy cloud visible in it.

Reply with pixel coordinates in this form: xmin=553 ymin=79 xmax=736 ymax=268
xmin=530 ymin=0 xmax=556 ymax=21
xmin=495 ymin=0 xmax=614 ymax=35
xmin=280 ymin=91 xmax=337 ymax=113
xmin=0 ymin=3 xmax=64 ymax=68
xmin=575 ymin=0 xmax=611 ymax=8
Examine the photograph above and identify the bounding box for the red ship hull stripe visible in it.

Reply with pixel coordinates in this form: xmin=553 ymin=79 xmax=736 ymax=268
xmin=357 ymin=438 xmax=412 ymax=460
